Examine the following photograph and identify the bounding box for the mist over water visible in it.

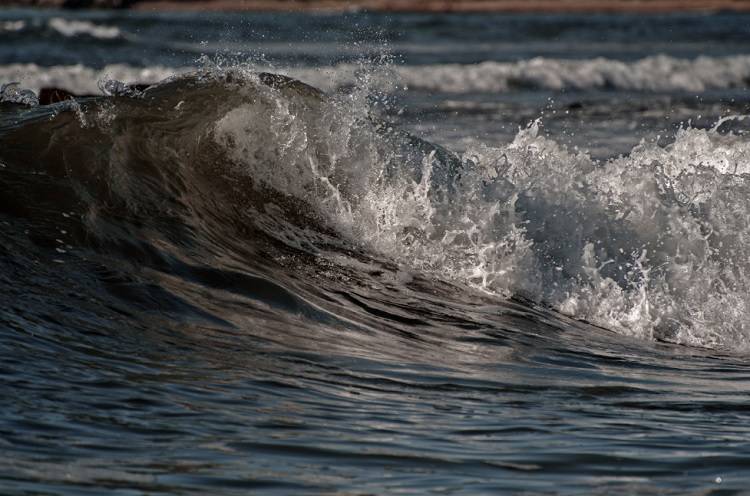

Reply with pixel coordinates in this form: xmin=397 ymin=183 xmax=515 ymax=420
xmin=2 ymin=8 xmax=750 ymax=495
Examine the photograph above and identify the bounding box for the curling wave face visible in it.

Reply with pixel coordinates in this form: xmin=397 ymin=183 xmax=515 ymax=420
xmin=2 ymin=69 xmax=750 ymax=351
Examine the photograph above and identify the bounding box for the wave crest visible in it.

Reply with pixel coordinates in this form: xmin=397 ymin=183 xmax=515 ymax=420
xmin=2 ymin=69 xmax=750 ymax=351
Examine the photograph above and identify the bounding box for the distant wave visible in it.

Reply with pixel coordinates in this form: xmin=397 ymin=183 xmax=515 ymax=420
xmin=0 ymin=20 xmax=26 ymax=33
xmin=0 ymin=63 xmax=188 ymax=94
xmin=0 ymin=17 xmax=124 ymax=41
xmin=2 ymin=55 xmax=749 ymax=96
xmin=46 ymin=18 xmax=123 ymax=40
xmin=292 ymin=54 xmax=750 ymax=93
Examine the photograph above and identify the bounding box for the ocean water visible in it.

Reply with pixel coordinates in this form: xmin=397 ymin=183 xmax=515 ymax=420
xmin=2 ymin=8 xmax=750 ymax=495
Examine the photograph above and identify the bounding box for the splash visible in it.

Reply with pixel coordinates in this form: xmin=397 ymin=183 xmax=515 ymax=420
xmin=0 ymin=82 xmax=38 ymax=106
xmin=209 ymin=73 xmax=750 ymax=350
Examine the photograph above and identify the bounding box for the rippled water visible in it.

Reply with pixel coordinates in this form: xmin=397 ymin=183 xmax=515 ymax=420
xmin=2 ymin=8 xmax=750 ymax=495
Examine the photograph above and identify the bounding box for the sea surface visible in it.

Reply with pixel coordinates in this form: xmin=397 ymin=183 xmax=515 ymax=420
xmin=2 ymin=8 xmax=750 ymax=495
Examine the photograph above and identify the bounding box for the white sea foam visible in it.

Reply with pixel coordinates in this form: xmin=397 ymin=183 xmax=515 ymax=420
xmin=47 ymin=18 xmax=122 ymax=40
xmin=210 ymin=75 xmax=750 ymax=351
xmin=0 ymin=20 xmax=26 ymax=33
xmin=464 ymin=122 xmax=750 ymax=350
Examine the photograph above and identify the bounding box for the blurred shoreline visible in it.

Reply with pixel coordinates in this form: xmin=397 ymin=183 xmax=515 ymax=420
xmin=6 ymin=0 xmax=750 ymax=13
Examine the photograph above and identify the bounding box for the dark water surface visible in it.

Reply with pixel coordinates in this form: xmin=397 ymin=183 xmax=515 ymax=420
xmin=1 ymin=8 xmax=750 ymax=495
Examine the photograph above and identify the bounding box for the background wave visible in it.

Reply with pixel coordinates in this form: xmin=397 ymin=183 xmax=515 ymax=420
xmin=3 ymin=54 xmax=750 ymax=95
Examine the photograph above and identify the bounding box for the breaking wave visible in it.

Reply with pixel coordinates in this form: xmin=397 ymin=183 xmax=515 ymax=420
xmin=1 ymin=69 xmax=749 ymax=351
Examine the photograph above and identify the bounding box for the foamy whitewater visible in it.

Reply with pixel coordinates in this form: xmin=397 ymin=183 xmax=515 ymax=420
xmin=3 ymin=8 xmax=750 ymax=495
xmin=199 ymin=69 xmax=750 ymax=350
